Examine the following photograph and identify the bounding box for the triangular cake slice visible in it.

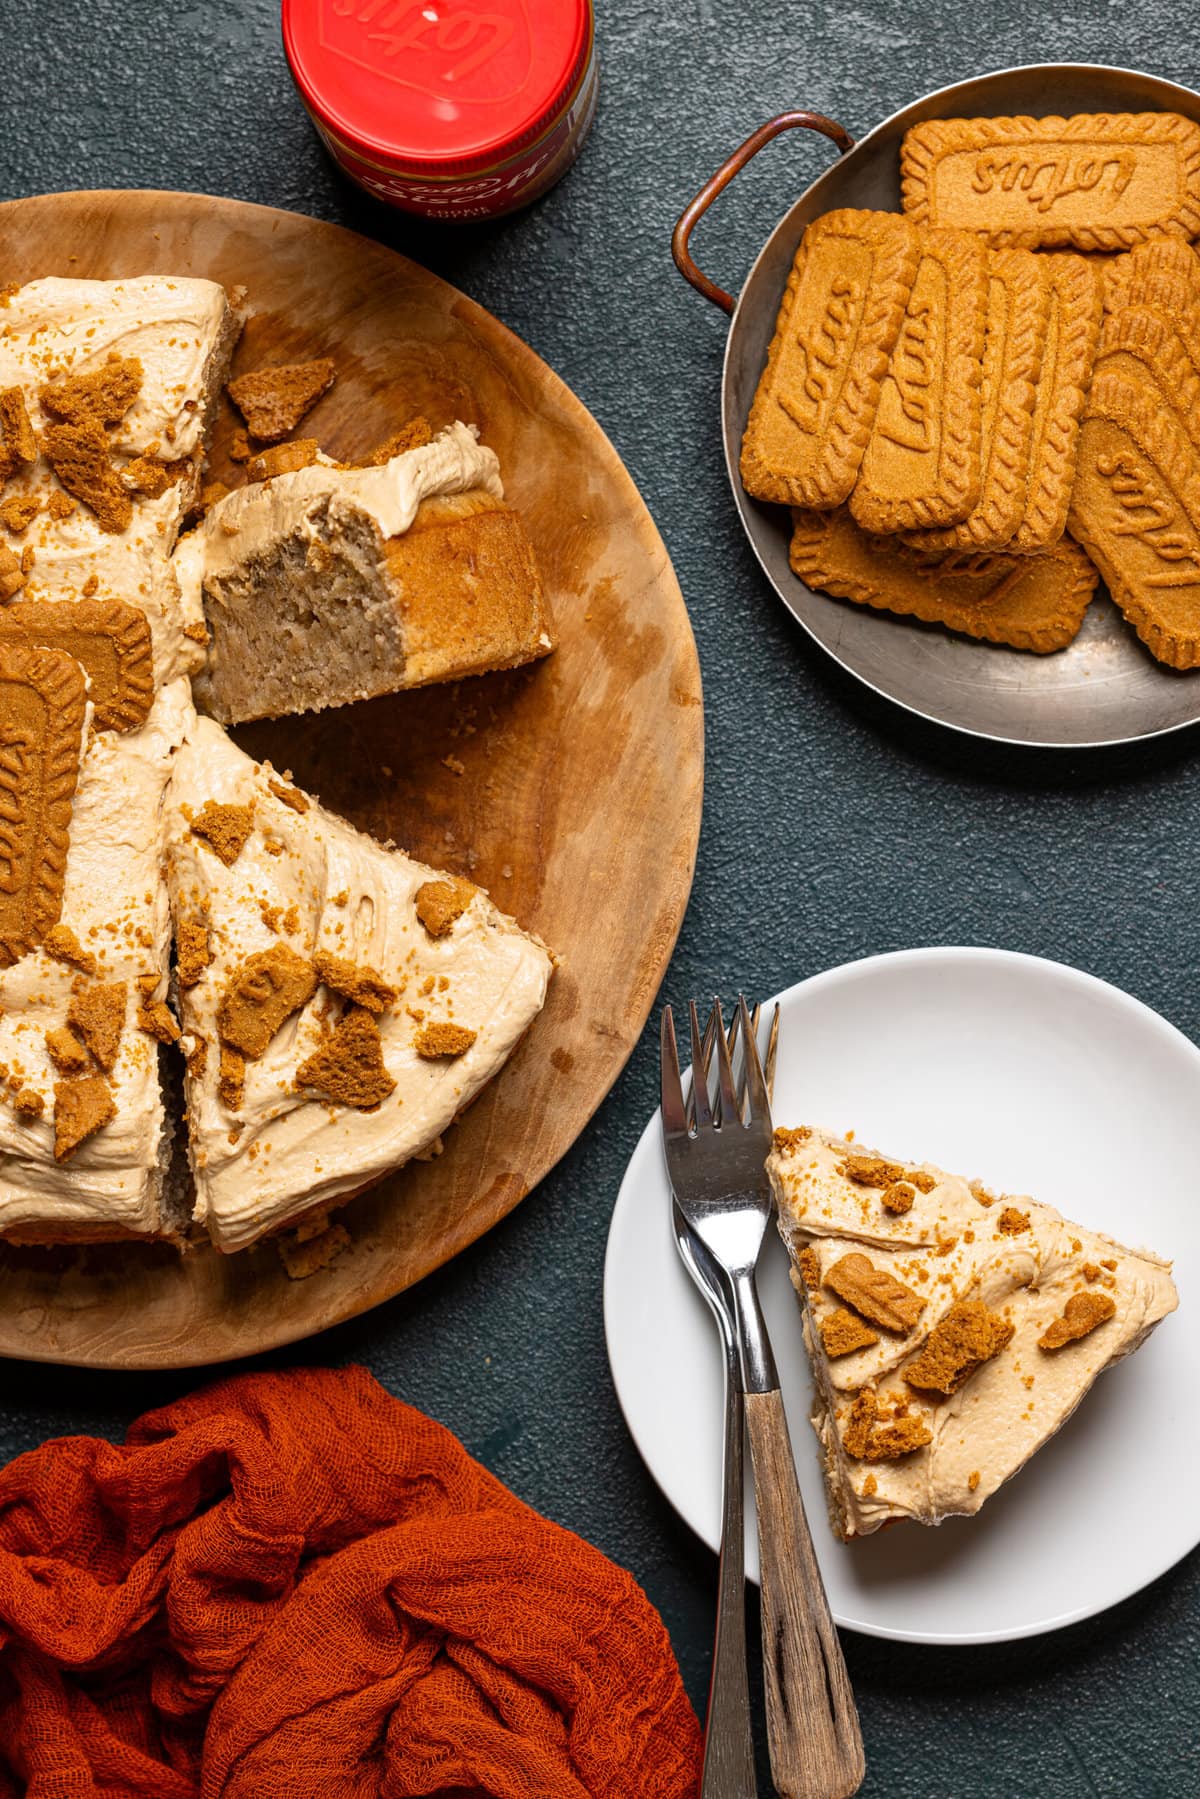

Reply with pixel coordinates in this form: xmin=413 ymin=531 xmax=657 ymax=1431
xmin=767 ymin=1126 xmax=1178 ymax=1540
xmin=175 ymin=421 xmax=553 ymax=725
xmin=163 ymin=718 xmax=553 ymax=1251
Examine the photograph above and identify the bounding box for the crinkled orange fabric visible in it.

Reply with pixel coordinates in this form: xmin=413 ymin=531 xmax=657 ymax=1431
xmin=0 ymin=1365 xmax=701 ymax=1798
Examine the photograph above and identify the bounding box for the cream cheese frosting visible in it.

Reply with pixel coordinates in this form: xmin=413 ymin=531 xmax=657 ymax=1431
xmin=767 ymin=1127 xmax=1178 ymax=1539
xmin=164 ymin=717 xmax=553 ymax=1252
xmin=0 ymin=678 xmax=194 ymax=1240
xmin=172 ymin=420 xmax=502 ymax=622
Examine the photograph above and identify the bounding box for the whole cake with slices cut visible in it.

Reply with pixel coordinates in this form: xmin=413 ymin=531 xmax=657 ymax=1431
xmin=0 ymin=276 xmax=555 ymax=1260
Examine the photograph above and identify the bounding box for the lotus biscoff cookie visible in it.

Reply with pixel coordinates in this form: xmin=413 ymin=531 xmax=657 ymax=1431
xmin=739 ymin=209 xmax=921 ymax=508
xmin=905 ymin=248 xmax=1049 ymax=553
xmin=1068 ymin=369 xmax=1200 ymax=667
xmin=1011 ymin=254 xmax=1103 ymax=553
xmin=850 ymin=228 xmax=988 ymax=536
xmin=1094 ymin=308 xmax=1200 ymax=446
xmin=900 ymin=112 xmax=1200 ymax=250
xmin=790 ymin=507 xmax=1098 ymax=652
xmin=0 ymin=642 xmax=88 ymax=968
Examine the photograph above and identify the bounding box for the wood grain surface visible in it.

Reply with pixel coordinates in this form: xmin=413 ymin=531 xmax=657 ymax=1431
xmin=0 ymin=189 xmax=702 ymax=1369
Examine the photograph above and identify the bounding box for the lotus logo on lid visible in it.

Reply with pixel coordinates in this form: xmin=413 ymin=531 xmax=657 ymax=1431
xmin=320 ymin=0 xmax=533 ymax=102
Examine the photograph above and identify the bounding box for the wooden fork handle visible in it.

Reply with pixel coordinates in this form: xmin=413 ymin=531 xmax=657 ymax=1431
xmin=745 ymin=1389 xmax=865 ymax=1798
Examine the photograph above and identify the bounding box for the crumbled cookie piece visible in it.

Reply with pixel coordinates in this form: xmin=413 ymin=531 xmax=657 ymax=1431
xmin=820 ymin=1308 xmax=881 ymax=1358
xmin=245 ymin=438 xmax=320 ymax=482
xmin=53 ymin=1075 xmax=115 ymax=1161
xmin=996 ymin=1206 xmax=1031 ymax=1236
xmin=414 ymin=876 xmax=476 ymax=938
xmin=969 ymin=1180 xmax=995 ymax=1207
xmin=45 ymin=1025 xmax=90 ymax=1075
xmin=0 ymin=543 xmax=25 ymax=600
xmin=313 ymin=949 xmax=397 ymax=1015
xmin=43 ymin=924 xmax=97 ymax=975
xmin=183 ymin=620 xmax=209 ymax=644
xmin=0 ymin=387 xmax=37 ymax=484
xmin=190 ymin=799 xmax=255 ymax=865
xmin=121 ymin=454 xmax=189 ymax=498
xmin=277 ymin=1219 xmax=352 ymax=1279
xmin=842 ymin=1389 xmax=932 ymax=1462
xmin=175 ymin=915 xmax=212 ymax=988
xmin=229 ymin=428 xmax=253 ymax=464
xmin=824 ymin=1252 xmax=925 ymax=1332
xmin=268 ymin=777 xmax=309 ymax=813
xmin=968 ymin=1470 xmax=981 ymax=1493
xmin=66 ymin=982 xmax=126 ymax=1073
xmin=295 ymin=1005 xmax=396 ymax=1109
xmin=358 ymin=416 xmax=432 ymax=466
xmin=13 ymin=1087 xmax=43 ymax=1118
xmin=46 ymin=490 xmax=75 ymax=521
xmin=218 ymin=945 xmax=316 ymax=1058
xmin=40 ymin=356 xmax=142 ymax=429
xmin=226 ymin=358 xmax=336 ymax=442
xmin=797 ymin=1245 xmax=821 ymax=1291
xmin=841 ymin=1154 xmax=907 ymax=1188
xmin=904 ymin=1300 xmax=1015 ymax=1397
xmin=218 ymin=1046 xmax=245 ymax=1110
xmin=881 ymin=1180 xmax=915 ymax=1215
xmin=772 ymin=1125 xmax=812 ymax=1151
xmin=862 ymin=1473 xmax=878 ymax=1498
xmin=1082 ymin=1262 xmax=1102 ymax=1282
xmin=137 ymin=997 xmax=180 ymax=1043
xmin=908 ymin=1169 xmax=937 ymax=1194
xmin=41 ymin=420 xmax=132 ymax=533
xmin=0 ymin=493 xmax=40 ymax=532
xmin=1038 ymin=1291 xmax=1117 ymax=1351
xmin=186 ymin=1035 xmax=208 ymax=1078
xmin=414 ymin=1021 xmax=477 ymax=1059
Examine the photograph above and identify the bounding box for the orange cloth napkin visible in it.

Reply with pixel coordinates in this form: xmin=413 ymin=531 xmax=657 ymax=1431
xmin=0 ymin=1365 xmax=701 ymax=1798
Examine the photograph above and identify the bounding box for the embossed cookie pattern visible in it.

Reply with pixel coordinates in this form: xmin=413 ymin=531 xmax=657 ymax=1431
xmin=0 ymin=643 xmax=88 ymax=968
xmin=901 ymin=112 xmax=1200 ymax=250
xmin=0 ymin=598 xmax=153 ymax=734
xmin=740 ymin=209 xmax=921 ymax=508
xmin=1068 ymin=369 xmax=1200 ymax=667
xmin=1011 ymin=254 xmax=1102 ymax=553
xmin=905 ymin=248 xmax=1048 ymax=552
xmin=850 ymin=229 xmax=988 ymax=534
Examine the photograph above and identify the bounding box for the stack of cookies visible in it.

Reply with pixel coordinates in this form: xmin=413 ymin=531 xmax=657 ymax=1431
xmin=741 ymin=110 xmax=1200 ymax=665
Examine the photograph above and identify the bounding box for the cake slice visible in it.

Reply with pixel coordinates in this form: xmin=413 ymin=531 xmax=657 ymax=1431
xmin=0 ymin=275 xmax=239 ymax=684
xmin=0 ymin=677 xmax=195 ymax=1243
xmin=766 ymin=1125 xmax=1178 ymax=1540
xmin=163 ymin=717 xmax=553 ymax=1251
xmin=175 ymin=421 xmax=553 ymax=724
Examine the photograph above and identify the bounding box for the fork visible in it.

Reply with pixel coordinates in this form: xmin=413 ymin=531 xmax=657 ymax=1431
xmin=662 ymin=995 xmax=864 ymax=1799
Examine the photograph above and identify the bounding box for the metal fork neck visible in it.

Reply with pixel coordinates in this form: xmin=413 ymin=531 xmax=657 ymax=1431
xmin=727 ymin=1265 xmax=779 ymax=1395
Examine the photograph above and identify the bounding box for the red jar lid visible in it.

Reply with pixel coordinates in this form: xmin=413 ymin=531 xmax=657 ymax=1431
xmin=283 ymin=0 xmax=593 ymax=177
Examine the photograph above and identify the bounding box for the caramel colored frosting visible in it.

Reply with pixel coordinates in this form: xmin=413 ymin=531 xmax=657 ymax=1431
xmin=767 ymin=1127 xmax=1178 ymax=1539
xmin=164 ymin=718 xmax=553 ymax=1251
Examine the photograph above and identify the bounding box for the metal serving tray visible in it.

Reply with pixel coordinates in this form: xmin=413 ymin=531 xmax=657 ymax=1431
xmin=675 ymin=64 xmax=1200 ymax=749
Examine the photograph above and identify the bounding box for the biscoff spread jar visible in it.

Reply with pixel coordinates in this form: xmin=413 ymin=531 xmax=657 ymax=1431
xmin=282 ymin=0 xmax=597 ymax=220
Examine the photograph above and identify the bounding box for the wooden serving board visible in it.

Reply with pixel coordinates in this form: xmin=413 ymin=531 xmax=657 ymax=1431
xmin=0 ymin=190 xmax=702 ymax=1369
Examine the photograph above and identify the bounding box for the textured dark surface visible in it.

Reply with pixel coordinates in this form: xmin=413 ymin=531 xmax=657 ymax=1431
xmin=3 ymin=4 xmax=1200 ymax=1794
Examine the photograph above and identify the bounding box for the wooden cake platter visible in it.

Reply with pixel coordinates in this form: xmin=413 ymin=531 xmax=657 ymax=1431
xmin=0 ymin=190 xmax=703 ymax=1369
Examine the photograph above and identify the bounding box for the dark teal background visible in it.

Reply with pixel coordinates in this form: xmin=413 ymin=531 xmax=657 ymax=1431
xmin=3 ymin=4 xmax=1199 ymax=1793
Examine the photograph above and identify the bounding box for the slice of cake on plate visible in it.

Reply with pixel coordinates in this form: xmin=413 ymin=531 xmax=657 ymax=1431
xmin=175 ymin=420 xmax=552 ymax=724
xmin=163 ymin=717 xmax=553 ymax=1251
xmin=766 ymin=1126 xmax=1178 ymax=1540
xmin=0 ymin=275 xmax=239 ymax=684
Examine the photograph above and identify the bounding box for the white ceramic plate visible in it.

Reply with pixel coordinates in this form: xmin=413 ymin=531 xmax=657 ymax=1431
xmin=604 ymin=948 xmax=1199 ymax=1645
